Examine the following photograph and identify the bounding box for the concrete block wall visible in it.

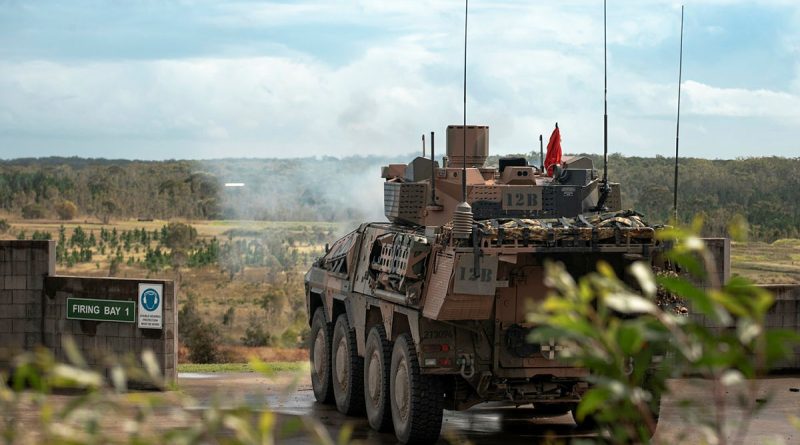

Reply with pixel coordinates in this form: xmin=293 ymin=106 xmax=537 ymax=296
xmin=1 ymin=240 xmax=177 ymax=386
xmin=0 ymin=240 xmax=54 ymax=368
xmin=689 ymin=284 xmax=800 ymax=370
xmin=44 ymin=276 xmax=178 ymax=385
xmin=761 ymin=284 xmax=800 ymax=370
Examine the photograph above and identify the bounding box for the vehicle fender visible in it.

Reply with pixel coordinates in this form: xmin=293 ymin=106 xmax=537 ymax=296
xmin=344 ymin=294 xmax=368 ymax=356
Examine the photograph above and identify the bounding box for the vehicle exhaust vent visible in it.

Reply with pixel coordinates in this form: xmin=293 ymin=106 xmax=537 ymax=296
xmin=452 ymin=201 xmax=474 ymax=239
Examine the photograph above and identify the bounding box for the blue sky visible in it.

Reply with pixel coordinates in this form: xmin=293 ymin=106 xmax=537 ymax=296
xmin=0 ymin=0 xmax=798 ymax=160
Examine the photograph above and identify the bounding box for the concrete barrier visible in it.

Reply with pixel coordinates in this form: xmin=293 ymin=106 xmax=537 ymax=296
xmin=44 ymin=275 xmax=178 ymax=385
xmin=760 ymin=284 xmax=800 ymax=370
xmin=0 ymin=240 xmax=177 ymax=386
xmin=0 ymin=240 xmax=54 ymax=365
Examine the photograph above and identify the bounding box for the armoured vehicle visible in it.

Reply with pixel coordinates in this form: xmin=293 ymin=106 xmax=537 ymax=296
xmin=305 ymin=125 xmax=663 ymax=443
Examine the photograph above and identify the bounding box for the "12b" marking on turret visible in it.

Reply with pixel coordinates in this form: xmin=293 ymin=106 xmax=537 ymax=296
xmin=501 ymin=187 xmax=543 ymax=211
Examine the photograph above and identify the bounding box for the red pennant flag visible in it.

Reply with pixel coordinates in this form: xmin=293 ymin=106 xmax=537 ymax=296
xmin=544 ymin=124 xmax=562 ymax=177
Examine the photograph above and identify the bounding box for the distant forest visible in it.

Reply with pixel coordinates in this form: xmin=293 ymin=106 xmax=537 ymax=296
xmin=1 ymin=154 xmax=798 ymax=241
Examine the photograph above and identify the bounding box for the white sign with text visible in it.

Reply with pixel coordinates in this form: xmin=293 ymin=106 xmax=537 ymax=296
xmin=137 ymin=283 xmax=163 ymax=329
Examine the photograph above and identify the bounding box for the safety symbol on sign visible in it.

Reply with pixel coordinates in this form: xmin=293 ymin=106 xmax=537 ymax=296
xmin=141 ymin=288 xmax=160 ymax=311
xmin=138 ymin=283 xmax=163 ymax=329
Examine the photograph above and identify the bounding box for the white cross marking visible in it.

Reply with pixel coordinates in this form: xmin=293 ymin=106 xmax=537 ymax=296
xmin=540 ymin=338 xmax=564 ymax=360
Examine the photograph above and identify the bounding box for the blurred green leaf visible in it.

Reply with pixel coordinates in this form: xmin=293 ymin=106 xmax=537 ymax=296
xmin=141 ymin=350 xmax=161 ymax=385
xmin=727 ymin=214 xmax=749 ymax=242
xmin=62 ymin=336 xmax=87 ymax=369
xmin=51 ymin=364 xmax=103 ymax=388
xmin=690 ymin=215 xmax=705 ymax=234
xmin=764 ymin=329 xmax=800 ymax=366
xmin=576 ymin=387 xmax=609 ymax=420
xmin=629 ymin=262 xmax=657 ymax=298
xmin=657 ymin=276 xmax=717 ymax=318
xmin=617 ymin=324 xmax=645 ymax=355
xmin=337 ymin=423 xmax=354 ymax=445
xmin=664 ymin=250 xmax=706 ymax=278
xmin=249 ymin=356 xmax=277 ymax=378
xmin=605 ymin=293 xmax=657 ymax=315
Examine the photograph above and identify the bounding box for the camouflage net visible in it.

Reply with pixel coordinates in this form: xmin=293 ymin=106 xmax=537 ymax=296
xmin=470 ymin=210 xmax=658 ymax=244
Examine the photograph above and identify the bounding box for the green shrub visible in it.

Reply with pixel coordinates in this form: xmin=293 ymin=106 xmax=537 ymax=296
xmin=241 ymin=317 xmax=273 ymax=347
xmin=21 ymin=204 xmax=46 ymax=219
xmin=54 ymin=200 xmax=78 ymax=220
xmin=186 ymin=322 xmax=222 ymax=364
xmin=31 ymin=231 xmax=51 ymax=240
xmin=179 ymin=293 xmax=221 ymax=363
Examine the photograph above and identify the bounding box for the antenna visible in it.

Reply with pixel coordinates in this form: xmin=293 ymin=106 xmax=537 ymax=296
xmin=422 ymin=134 xmax=426 ymax=157
xmin=673 ymin=5 xmax=684 ymax=222
xmin=451 ymin=0 xmax=474 ymax=241
xmin=461 ymin=0 xmax=469 ymax=203
xmin=430 ymin=131 xmax=437 ymax=206
xmin=539 ymin=134 xmax=544 ymax=171
xmin=595 ymin=0 xmax=611 ymax=211
xmin=602 ymin=0 xmax=608 ymax=185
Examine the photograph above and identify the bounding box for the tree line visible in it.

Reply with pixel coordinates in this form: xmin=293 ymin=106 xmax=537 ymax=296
xmin=2 ymin=154 xmax=798 ymax=241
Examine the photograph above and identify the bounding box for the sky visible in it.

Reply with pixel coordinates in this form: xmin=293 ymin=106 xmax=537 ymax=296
xmin=0 ymin=0 xmax=798 ymax=160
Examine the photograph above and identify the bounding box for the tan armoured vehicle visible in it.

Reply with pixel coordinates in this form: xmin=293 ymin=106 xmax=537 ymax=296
xmin=305 ymin=126 xmax=662 ymax=443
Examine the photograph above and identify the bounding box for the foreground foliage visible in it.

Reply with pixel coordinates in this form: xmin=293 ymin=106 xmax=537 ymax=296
xmin=0 ymin=342 xmax=340 ymax=445
xmin=528 ymin=221 xmax=800 ymax=444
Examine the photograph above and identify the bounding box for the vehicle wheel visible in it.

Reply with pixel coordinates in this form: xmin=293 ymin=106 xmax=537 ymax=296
xmin=533 ymin=402 xmax=572 ymax=416
xmin=310 ymin=308 xmax=334 ymax=404
xmin=332 ymin=314 xmax=365 ymax=416
xmin=390 ymin=333 xmax=443 ymax=444
xmin=364 ymin=325 xmax=393 ymax=432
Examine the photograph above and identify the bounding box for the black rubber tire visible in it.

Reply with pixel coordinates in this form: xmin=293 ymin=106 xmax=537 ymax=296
xmin=364 ymin=325 xmax=393 ymax=432
xmin=309 ymin=307 xmax=334 ymax=404
xmin=533 ymin=403 xmax=572 ymax=417
xmin=390 ymin=333 xmax=444 ymax=444
xmin=331 ymin=314 xmax=365 ymax=416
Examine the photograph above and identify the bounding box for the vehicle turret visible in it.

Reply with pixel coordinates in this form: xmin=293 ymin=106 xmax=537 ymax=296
xmin=382 ymin=125 xmax=622 ymax=226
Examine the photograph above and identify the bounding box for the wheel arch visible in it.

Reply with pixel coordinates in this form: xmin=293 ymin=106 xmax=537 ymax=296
xmin=308 ymin=290 xmax=324 ymax=325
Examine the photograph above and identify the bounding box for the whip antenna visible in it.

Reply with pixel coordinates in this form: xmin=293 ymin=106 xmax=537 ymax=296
xmin=602 ymin=0 xmax=609 ymax=186
xmin=451 ymin=0 xmax=474 ymax=241
xmin=594 ymin=0 xmax=611 ymax=211
xmin=673 ymin=5 xmax=684 ymax=222
xmin=539 ymin=134 xmax=544 ymax=171
xmin=461 ymin=0 xmax=468 ymax=202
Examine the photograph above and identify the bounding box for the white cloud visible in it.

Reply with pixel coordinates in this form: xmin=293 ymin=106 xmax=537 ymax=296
xmin=683 ymin=80 xmax=800 ymax=122
xmin=0 ymin=0 xmax=799 ymax=159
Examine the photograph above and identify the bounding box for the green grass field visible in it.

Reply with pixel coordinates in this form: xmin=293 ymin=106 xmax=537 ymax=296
xmin=177 ymin=361 xmax=308 ymax=373
xmin=731 ymin=239 xmax=800 ymax=284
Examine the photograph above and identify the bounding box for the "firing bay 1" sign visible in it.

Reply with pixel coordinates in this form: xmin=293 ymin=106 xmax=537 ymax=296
xmin=67 ymin=297 xmax=136 ymax=323
xmin=65 ymin=282 xmax=163 ymax=329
